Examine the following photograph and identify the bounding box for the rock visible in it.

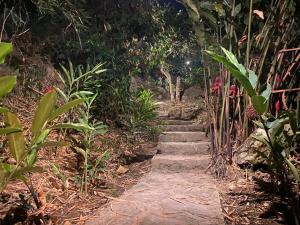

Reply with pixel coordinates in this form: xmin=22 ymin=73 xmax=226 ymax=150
xmin=235 ymin=129 xmax=269 ymax=166
xmin=168 ymin=107 xmax=182 ymax=119
xmin=181 ymin=107 xmax=200 ymax=120
xmin=116 ymin=165 xmax=129 ymax=174
xmin=167 ymin=105 xmax=201 ymax=120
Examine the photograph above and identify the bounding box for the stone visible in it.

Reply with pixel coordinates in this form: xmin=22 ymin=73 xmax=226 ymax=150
xmin=159 ymin=131 xmax=206 ymax=142
xmin=116 ymin=165 xmax=129 ymax=174
xmin=168 ymin=107 xmax=182 ymax=119
xmin=235 ymin=129 xmax=270 ymax=166
xmin=181 ymin=107 xmax=200 ymax=120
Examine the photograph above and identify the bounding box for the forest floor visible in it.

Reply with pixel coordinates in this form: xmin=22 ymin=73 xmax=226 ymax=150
xmin=219 ymin=166 xmax=298 ymax=225
xmin=0 ymin=129 xmax=157 ymax=225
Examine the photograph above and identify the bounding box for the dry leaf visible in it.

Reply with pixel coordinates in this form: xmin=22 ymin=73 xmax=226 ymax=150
xmin=116 ymin=165 xmax=129 ymax=174
xmin=253 ymin=10 xmax=264 ymax=19
xmin=38 ymin=187 xmax=46 ymax=207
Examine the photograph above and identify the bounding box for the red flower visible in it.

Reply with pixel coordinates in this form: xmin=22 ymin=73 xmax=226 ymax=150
xmin=229 ymin=84 xmax=238 ymax=97
xmin=44 ymin=86 xmax=54 ymax=93
xmin=275 ymin=100 xmax=280 ymax=113
xmin=275 ymin=75 xmax=282 ymax=84
xmin=211 ymin=77 xmax=222 ymax=95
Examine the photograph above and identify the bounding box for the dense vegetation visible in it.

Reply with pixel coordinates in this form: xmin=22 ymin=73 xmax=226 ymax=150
xmin=0 ymin=0 xmax=299 ymax=224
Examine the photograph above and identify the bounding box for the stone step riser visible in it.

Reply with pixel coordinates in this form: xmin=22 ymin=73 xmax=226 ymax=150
xmin=151 ymin=155 xmax=210 ymax=172
xmin=159 ymin=132 xmax=207 ymax=142
xmin=158 ymin=142 xmax=209 ymax=155
xmin=161 ymin=120 xmax=194 ymax=125
xmin=163 ymin=124 xmax=205 ymax=132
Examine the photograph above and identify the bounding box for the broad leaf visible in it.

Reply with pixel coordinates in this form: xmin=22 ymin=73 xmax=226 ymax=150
xmin=284 ymin=158 xmax=300 ymax=181
xmin=4 ymin=112 xmax=25 ymax=163
xmin=0 ymin=42 xmax=13 ymax=64
xmin=13 ymin=166 xmax=43 ymax=178
xmin=252 ymin=95 xmax=268 ymax=115
xmin=32 ymin=90 xmax=57 ymax=139
xmin=205 ymin=50 xmax=256 ymax=96
xmin=26 ymin=149 xmax=37 ymax=167
xmin=248 ymin=70 xmax=258 ymax=90
xmin=49 ymin=98 xmax=86 ymax=121
xmin=0 ymin=127 xmax=22 ymax=135
xmin=0 ymin=76 xmax=17 ymax=99
xmin=51 ymin=123 xmax=95 ymax=131
xmin=260 ymin=83 xmax=272 ymax=101
xmin=0 ymin=106 xmax=9 ymax=113
xmin=287 ymin=111 xmax=297 ymax=134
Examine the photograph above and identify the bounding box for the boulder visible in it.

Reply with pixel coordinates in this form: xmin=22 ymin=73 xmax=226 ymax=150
xmin=168 ymin=106 xmax=182 ymax=119
xmin=235 ymin=129 xmax=270 ymax=166
xmin=181 ymin=107 xmax=200 ymax=120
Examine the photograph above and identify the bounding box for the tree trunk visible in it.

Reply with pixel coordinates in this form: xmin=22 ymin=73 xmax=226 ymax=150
xmin=175 ymin=76 xmax=181 ymax=102
xmin=160 ymin=65 xmax=175 ymax=102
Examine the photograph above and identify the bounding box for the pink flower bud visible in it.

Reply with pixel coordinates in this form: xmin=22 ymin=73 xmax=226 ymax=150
xmin=275 ymin=100 xmax=280 ymax=113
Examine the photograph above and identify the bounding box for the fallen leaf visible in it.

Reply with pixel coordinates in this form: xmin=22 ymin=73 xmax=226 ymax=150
xmin=253 ymin=10 xmax=264 ymax=19
xmin=116 ymin=165 xmax=129 ymax=174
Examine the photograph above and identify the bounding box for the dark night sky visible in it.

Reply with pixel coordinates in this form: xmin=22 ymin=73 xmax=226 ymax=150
xmin=157 ymin=0 xmax=185 ymax=11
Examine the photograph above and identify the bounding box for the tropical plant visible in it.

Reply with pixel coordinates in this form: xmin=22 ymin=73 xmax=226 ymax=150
xmin=206 ymin=47 xmax=299 ymax=185
xmin=72 ymin=93 xmax=107 ymax=193
xmin=0 ymin=89 xmax=91 ymax=208
xmin=121 ymin=89 xmax=159 ymax=137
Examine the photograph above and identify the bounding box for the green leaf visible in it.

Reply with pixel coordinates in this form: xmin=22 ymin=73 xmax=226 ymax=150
xmin=0 ymin=42 xmax=13 ymax=64
xmin=54 ymin=87 xmax=68 ymax=102
xmin=248 ymin=70 xmax=258 ymax=90
xmin=0 ymin=127 xmax=22 ymax=135
xmin=0 ymin=76 xmax=17 ymax=99
xmin=221 ymin=47 xmax=247 ymax=74
xmin=34 ymin=129 xmax=51 ymax=146
xmin=0 ymin=106 xmax=9 ymax=113
xmin=261 ymin=83 xmax=272 ymax=101
xmin=26 ymin=149 xmax=37 ymax=167
xmin=269 ymin=117 xmax=290 ymax=140
xmin=205 ymin=50 xmax=256 ymax=96
xmin=288 ymin=111 xmax=297 ymax=134
xmin=13 ymin=166 xmax=43 ymax=178
xmin=32 ymin=90 xmax=57 ymax=140
xmin=49 ymin=98 xmax=86 ymax=121
xmin=50 ymin=123 xmax=95 ymax=131
xmin=284 ymin=158 xmax=300 ymax=181
xmin=233 ymin=3 xmax=242 ymax=17
xmin=4 ymin=112 xmax=25 ymax=163
xmin=252 ymin=95 xmax=268 ymax=115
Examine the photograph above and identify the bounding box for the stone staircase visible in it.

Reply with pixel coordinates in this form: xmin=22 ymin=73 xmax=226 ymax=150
xmin=85 ymin=118 xmax=224 ymax=225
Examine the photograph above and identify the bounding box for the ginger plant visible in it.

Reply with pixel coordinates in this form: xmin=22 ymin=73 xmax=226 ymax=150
xmin=206 ymin=47 xmax=299 ymax=186
xmin=0 ymin=42 xmax=92 ymax=210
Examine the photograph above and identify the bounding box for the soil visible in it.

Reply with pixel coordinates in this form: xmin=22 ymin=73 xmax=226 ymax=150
xmin=218 ymin=166 xmax=300 ymax=225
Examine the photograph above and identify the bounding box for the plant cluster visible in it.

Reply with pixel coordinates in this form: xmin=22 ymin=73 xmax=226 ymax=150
xmin=207 ymin=47 xmax=300 ymax=188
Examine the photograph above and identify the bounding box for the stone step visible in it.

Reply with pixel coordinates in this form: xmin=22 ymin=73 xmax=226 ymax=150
xmin=152 ymin=154 xmax=210 ymax=172
xmin=161 ymin=120 xmax=194 ymax=125
xmin=158 ymin=141 xmax=210 ymax=155
xmin=159 ymin=131 xmax=207 ymax=142
xmin=163 ymin=124 xmax=204 ymax=132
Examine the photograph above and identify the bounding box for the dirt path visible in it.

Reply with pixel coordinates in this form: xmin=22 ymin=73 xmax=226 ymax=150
xmin=85 ymin=118 xmax=224 ymax=225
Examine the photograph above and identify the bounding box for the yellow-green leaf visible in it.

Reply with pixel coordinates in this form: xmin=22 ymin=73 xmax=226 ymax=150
xmin=0 ymin=76 xmax=17 ymax=99
xmin=0 ymin=42 xmax=13 ymax=64
xmin=4 ymin=112 xmax=25 ymax=163
xmin=0 ymin=106 xmax=9 ymax=113
xmin=32 ymin=90 xmax=57 ymax=140
xmin=0 ymin=127 xmax=22 ymax=135
xmin=252 ymin=95 xmax=268 ymax=115
xmin=48 ymin=98 xmax=86 ymax=121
